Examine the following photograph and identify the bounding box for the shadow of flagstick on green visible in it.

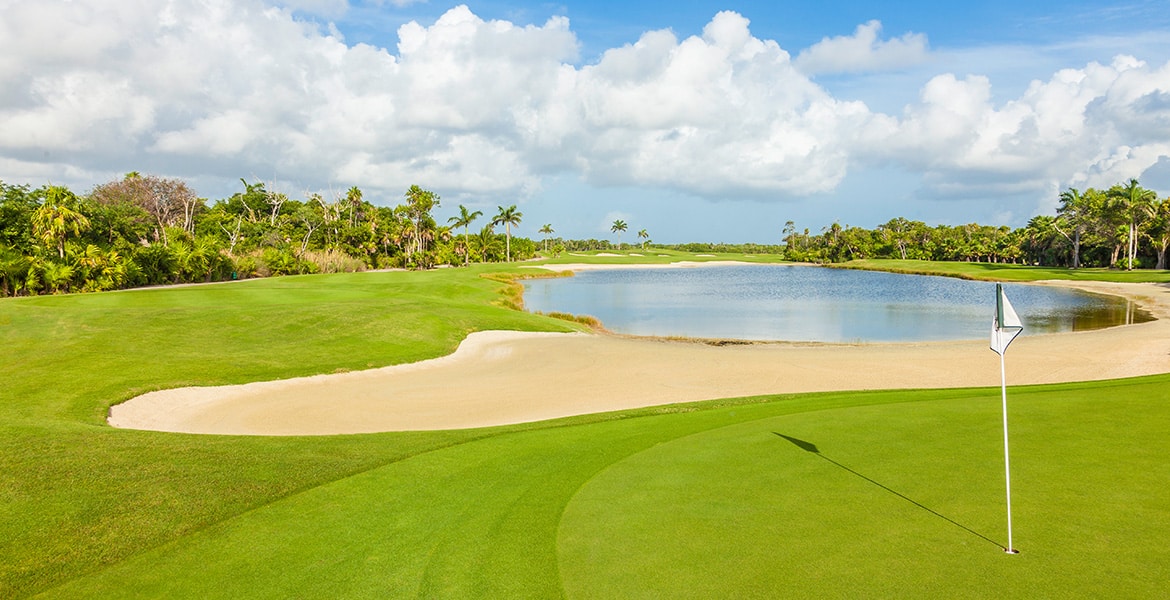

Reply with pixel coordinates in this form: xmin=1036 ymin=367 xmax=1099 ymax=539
xmin=773 ymin=433 xmax=1006 ymax=551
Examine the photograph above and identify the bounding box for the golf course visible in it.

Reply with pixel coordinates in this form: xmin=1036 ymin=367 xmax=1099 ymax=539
xmin=3 ymin=254 xmax=1170 ymax=598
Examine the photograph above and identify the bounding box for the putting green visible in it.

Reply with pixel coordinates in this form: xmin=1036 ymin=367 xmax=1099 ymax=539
xmin=559 ymin=382 xmax=1170 ymax=598
xmin=37 ymin=378 xmax=1170 ymax=598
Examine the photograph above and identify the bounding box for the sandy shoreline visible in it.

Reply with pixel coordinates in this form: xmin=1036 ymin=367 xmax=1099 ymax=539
xmin=108 ymin=267 xmax=1170 ymax=436
xmin=528 ymin=260 xmax=762 ymax=273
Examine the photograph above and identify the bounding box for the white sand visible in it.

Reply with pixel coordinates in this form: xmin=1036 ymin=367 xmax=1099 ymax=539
xmin=108 ymin=276 xmax=1170 ymax=436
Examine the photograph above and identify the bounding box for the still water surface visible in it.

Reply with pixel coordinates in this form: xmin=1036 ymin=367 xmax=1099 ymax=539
xmin=523 ymin=265 xmax=1148 ymax=342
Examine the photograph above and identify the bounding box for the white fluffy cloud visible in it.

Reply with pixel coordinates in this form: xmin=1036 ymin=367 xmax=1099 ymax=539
xmin=0 ymin=0 xmax=1168 ymax=208
xmin=794 ymin=20 xmax=929 ymax=75
xmin=553 ymin=11 xmax=875 ymax=195
xmin=875 ymin=55 xmax=1170 ymax=195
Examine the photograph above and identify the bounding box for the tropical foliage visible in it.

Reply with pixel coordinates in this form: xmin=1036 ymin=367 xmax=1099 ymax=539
xmin=783 ymin=179 xmax=1170 ymax=269
xmin=3 ymin=175 xmax=1169 ymax=298
xmin=491 ymin=204 xmax=523 ymax=262
xmin=0 ymin=176 xmax=541 ymax=297
xmin=610 ymin=219 xmax=627 ymax=248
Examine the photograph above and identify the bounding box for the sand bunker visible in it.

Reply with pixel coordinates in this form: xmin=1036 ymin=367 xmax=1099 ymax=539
xmin=108 ymin=276 xmax=1170 ymax=436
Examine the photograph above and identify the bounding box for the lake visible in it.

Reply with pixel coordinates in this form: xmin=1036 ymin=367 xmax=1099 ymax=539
xmin=522 ymin=264 xmax=1149 ymax=343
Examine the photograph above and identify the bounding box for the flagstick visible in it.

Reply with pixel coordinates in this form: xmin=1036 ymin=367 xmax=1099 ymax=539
xmin=1000 ymin=350 xmax=1018 ymax=554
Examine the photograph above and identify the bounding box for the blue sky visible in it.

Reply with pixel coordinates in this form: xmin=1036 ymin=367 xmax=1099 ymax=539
xmin=332 ymin=1 xmax=1167 ymax=53
xmin=3 ymin=0 xmax=1170 ymax=243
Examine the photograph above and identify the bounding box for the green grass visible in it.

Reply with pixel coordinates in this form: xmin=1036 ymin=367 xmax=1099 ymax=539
xmin=540 ymin=248 xmax=791 ymax=267
xmin=3 ymin=259 xmax=1169 ymax=598
xmin=835 ymin=258 xmax=1170 ymax=283
xmin=0 ymin=266 xmax=578 ymax=597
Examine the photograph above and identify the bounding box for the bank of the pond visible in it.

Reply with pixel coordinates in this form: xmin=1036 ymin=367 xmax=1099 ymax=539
xmin=109 ymin=263 xmax=1170 ymax=435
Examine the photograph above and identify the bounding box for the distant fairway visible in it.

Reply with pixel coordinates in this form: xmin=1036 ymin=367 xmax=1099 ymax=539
xmin=3 ymin=255 xmax=1169 ymax=598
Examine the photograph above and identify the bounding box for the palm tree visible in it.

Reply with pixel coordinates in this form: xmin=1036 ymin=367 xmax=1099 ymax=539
xmin=71 ymin=243 xmax=105 ymax=288
xmin=170 ymin=241 xmax=194 ymax=283
xmin=434 ymin=225 xmax=452 ymax=252
xmin=637 ymin=228 xmax=649 ymax=249
xmin=1108 ymin=179 xmax=1157 ymax=270
xmin=539 ymin=223 xmax=554 ymax=252
xmin=94 ymin=248 xmax=127 ymax=291
xmin=611 ymin=219 xmax=627 ymax=249
xmin=0 ymin=245 xmax=29 ymax=296
xmin=391 ymin=219 xmax=415 ymax=261
xmin=189 ymin=237 xmax=223 ymax=281
xmin=475 ymin=224 xmax=501 ymax=263
xmin=403 ymin=185 xmax=440 ymax=260
xmin=31 ymin=186 xmax=90 ymax=258
xmin=1022 ymin=215 xmax=1066 ymax=266
xmin=491 ymin=205 xmax=523 ymax=262
xmin=1149 ymin=197 xmax=1170 ymax=270
xmin=68 ymin=244 xmax=128 ymax=292
xmin=1056 ymin=187 xmax=1098 ymax=269
xmin=452 ymin=237 xmax=469 ymax=265
xmin=447 ymin=205 xmax=483 ymax=266
xmin=41 ymin=261 xmax=75 ymax=294
xmin=345 ymin=186 xmax=363 ymax=227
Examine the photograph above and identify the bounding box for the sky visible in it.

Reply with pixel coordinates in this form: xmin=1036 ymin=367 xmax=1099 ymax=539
xmin=2 ymin=1 xmax=1170 ymax=243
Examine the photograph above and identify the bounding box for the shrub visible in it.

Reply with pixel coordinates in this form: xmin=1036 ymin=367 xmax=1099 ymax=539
xmin=303 ymin=249 xmax=367 ymax=273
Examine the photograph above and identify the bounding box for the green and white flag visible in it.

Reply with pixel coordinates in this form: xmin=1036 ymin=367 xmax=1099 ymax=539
xmin=990 ymin=282 xmax=1023 ymax=553
xmin=990 ymin=283 xmax=1023 ymax=356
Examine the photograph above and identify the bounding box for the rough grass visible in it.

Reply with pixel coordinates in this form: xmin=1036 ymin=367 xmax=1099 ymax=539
xmin=0 ymin=266 xmax=579 ymax=597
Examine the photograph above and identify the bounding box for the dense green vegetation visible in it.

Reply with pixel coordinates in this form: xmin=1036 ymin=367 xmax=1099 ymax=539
xmin=783 ymin=179 xmax=1170 ymax=269
xmin=3 ymin=174 xmax=1167 ymax=299
xmin=2 ymin=259 xmax=1169 ymax=597
xmin=0 ymin=176 xmax=541 ymax=297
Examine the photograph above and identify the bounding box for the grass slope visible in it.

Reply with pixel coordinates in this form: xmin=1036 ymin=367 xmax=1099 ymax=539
xmin=0 ymin=266 xmax=575 ymax=597
xmin=3 ymin=257 xmax=1169 ymax=597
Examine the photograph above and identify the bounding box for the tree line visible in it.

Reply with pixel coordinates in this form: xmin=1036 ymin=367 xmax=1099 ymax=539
xmin=3 ymin=174 xmax=1167 ymax=298
xmin=783 ymin=179 xmax=1170 ymax=269
xmin=0 ymin=174 xmax=540 ymax=297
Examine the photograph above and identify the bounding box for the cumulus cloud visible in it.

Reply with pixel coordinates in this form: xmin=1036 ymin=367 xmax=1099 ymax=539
xmin=555 ymin=11 xmax=876 ymax=196
xmin=794 ymin=20 xmax=929 ymax=75
xmin=0 ymin=0 xmax=1168 ymax=210
xmin=875 ymin=55 xmax=1170 ymax=195
xmin=275 ymin=0 xmax=350 ymax=17
xmin=0 ymin=1 xmax=577 ymax=198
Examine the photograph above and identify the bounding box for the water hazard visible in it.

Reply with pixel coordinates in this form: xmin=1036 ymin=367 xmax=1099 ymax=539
xmin=522 ymin=265 xmax=1150 ymax=343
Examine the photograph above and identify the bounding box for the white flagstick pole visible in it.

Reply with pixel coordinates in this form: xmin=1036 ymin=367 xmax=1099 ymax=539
xmin=1000 ymin=348 xmax=1017 ymax=554
xmin=993 ymin=283 xmax=1021 ymax=554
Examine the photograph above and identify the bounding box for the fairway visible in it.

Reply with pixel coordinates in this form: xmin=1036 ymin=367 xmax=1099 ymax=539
xmin=3 ymin=262 xmax=1170 ymax=598
xmin=35 ymin=380 xmax=1170 ymax=598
